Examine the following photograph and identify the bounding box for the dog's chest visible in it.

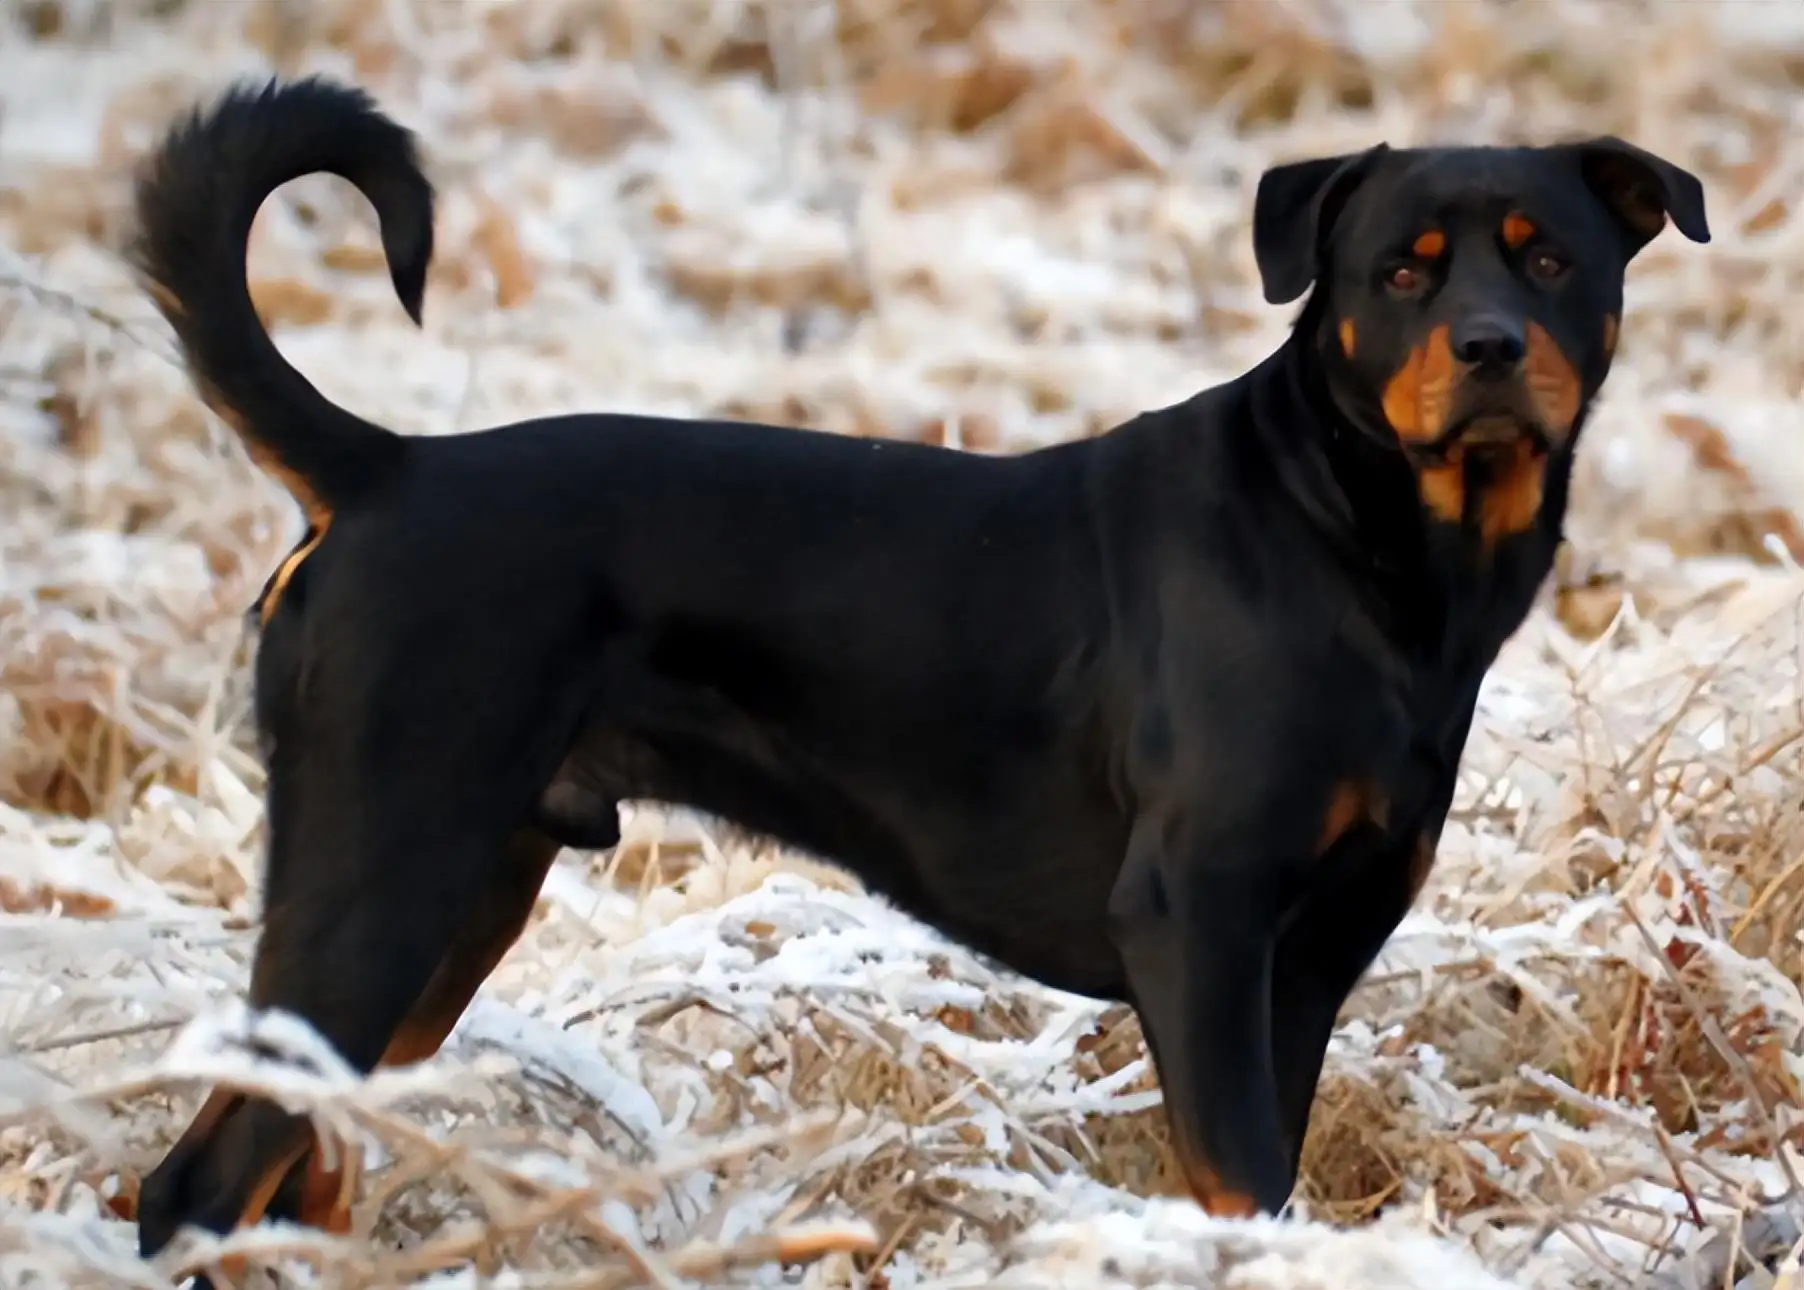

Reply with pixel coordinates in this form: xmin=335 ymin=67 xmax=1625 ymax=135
xmin=1327 ymin=540 xmax=1554 ymax=835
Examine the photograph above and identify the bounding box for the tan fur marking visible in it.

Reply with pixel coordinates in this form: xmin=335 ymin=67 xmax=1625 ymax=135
xmin=1602 ymin=312 xmax=1619 ymax=359
xmin=291 ymin=1147 xmax=356 ymax=1236
xmin=246 ymin=439 xmax=331 ymax=528
xmin=380 ymin=1014 xmax=457 ymax=1068
xmin=259 ymin=525 xmax=328 ymax=626
xmin=1176 ymin=1145 xmax=1261 ymax=1219
xmin=1381 ymin=324 xmax=1457 ymax=444
xmin=148 ymin=280 xmax=331 ymax=529
xmin=1478 ymin=439 xmax=1548 ymax=548
xmin=1411 ymin=229 xmax=1446 ymax=259
xmin=1523 ymin=320 xmax=1582 ymax=437
xmin=1417 ymin=441 xmax=1548 ymax=546
xmin=1199 ymin=1190 xmax=1260 ymax=1220
xmin=236 ymin=1138 xmax=313 ymax=1231
xmin=207 ymin=1135 xmax=316 ymax=1284
xmin=1418 ymin=458 xmax=1466 ymax=523
xmin=1338 ymin=319 xmax=1356 ymax=358
xmin=1501 ymin=211 xmax=1536 ymax=249
xmin=199 ymin=375 xmax=334 ymax=528
xmin=1317 ymin=779 xmax=1390 ymax=856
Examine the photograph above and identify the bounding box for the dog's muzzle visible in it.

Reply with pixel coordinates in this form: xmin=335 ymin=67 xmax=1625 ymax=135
xmin=1408 ymin=393 xmax=1552 ymax=466
xmin=1382 ymin=317 xmax=1579 ymax=458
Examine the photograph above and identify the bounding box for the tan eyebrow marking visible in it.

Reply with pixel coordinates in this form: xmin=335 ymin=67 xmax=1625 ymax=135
xmin=1411 ymin=229 xmax=1446 ymax=258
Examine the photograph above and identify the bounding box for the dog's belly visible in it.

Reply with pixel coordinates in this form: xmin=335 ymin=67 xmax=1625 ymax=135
xmin=539 ymin=713 xmax=1131 ymax=1001
xmin=928 ymin=867 xmax=1128 ymax=1000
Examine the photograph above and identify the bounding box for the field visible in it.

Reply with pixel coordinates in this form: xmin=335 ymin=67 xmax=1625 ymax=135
xmin=4 ymin=1 xmax=1804 ymax=1286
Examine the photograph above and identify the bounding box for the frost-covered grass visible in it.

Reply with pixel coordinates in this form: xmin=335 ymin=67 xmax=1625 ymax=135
xmin=3 ymin=2 xmax=1804 ymax=1286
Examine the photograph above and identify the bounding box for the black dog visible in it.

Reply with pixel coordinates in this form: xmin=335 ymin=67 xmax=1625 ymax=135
xmin=127 ymin=75 xmax=1707 ymax=1270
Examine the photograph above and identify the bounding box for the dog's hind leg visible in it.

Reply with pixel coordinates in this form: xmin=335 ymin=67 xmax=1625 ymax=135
xmin=137 ymin=636 xmax=591 ymax=1275
xmin=262 ymin=825 xmax=571 ymax=1237
xmin=138 ymin=827 xmax=553 ymax=1277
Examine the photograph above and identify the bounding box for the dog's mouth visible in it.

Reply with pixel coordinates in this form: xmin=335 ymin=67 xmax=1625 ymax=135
xmin=1414 ymin=397 xmax=1553 ymax=461
xmin=1455 ymin=413 xmax=1529 ymax=444
xmin=1450 ymin=411 xmax=1550 ymax=452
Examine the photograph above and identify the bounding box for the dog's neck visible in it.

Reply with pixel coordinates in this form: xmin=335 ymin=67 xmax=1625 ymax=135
xmin=1243 ymin=313 xmax=1573 ymax=662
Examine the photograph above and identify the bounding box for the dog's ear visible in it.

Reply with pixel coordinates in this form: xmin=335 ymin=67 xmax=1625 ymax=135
xmin=1563 ymin=136 xmax=1710 ymax=254
xmin=1252 ymin=144 xmax=1389 ymax=306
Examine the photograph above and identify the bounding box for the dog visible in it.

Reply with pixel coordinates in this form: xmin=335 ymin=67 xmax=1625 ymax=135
xmin=124 ymin=74 xmax=1707 ymax=1274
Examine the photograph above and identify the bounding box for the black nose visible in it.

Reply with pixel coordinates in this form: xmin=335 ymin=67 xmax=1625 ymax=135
xmin=1451 ymin=316 xmax=1526 ymax=370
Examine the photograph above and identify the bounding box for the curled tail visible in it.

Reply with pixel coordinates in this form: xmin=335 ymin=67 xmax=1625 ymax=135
xmin=129 ymin=75 xmax=435 ymax=522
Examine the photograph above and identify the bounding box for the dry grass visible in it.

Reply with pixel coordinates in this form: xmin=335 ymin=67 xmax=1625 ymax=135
xmin=4 ymin=0 xmax=1804 ymax=1286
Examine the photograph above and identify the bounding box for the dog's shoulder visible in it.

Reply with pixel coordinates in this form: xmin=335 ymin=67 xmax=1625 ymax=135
xmin=1081 ymin=376 xmax=1367 ymax=676
xmin=1088 ymin=378 xmax=1277 ymax=512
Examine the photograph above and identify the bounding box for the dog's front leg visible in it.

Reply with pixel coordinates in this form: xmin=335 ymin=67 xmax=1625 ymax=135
xmin=1269 ymin=746 xmax=1462 ymax=1190
xmin=1108 ymin=812 xmax=1293 ymax=1219
xmin=1267 ymin=829 xmax=1431 ymax=1188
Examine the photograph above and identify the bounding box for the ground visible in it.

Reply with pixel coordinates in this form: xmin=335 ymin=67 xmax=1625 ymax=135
xmin=2 ymin=1 xmax=1804 ymax=1287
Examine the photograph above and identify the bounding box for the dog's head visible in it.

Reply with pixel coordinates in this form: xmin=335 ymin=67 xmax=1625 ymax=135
xmin=1252 ymin=138 xmax=1708 ymax=530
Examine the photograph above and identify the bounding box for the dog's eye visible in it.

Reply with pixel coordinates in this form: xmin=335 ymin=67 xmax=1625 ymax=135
xmin=1527 ymin=249 xmax=1568 ymax=281
xmin=1386 ymin=265 xmax=1423 ymax=294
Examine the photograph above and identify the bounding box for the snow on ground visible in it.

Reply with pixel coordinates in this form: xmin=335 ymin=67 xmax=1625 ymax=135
xmin=3 ymin=1 xmax=1804 ymax=1286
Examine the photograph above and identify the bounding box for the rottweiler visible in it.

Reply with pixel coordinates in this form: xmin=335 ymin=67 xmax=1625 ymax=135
xmin=125 ymin=75 xmax=1707 ymax=1274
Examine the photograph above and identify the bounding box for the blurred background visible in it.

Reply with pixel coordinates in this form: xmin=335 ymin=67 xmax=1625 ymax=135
xmin=3 ymin=2 xmax=1804 ymax=1288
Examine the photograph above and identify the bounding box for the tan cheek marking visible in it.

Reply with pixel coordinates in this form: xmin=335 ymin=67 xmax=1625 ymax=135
xmin=1382 ymin=346 xmax=1423 ymax=440
xmin=1381 ymin=324 xmax=1456 ymax=445
xmin=1501 ymin=211 xmax=1536 ymax=249
xmin=1478 ymin=439 xmax=1548 ymax=548
xmin=1411 ymin=229 xmax=1446 ymax=259
xmin=1338 ymin=319 xmax=1356 ymax=358
xmin=1417 ymin=457 xmax=1466 ymax=523
xmin=1602 ymin=313 xmax=1619 ymax=360
xmin=1524 ymin=320 xmax=1582 ymax=437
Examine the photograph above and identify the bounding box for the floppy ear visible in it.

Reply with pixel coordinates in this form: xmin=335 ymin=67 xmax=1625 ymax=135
xmin=1251 ymin=144 xmax=1389 ymax=306
xmin=1565 ymin=136 xmax=1710 ymax=254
